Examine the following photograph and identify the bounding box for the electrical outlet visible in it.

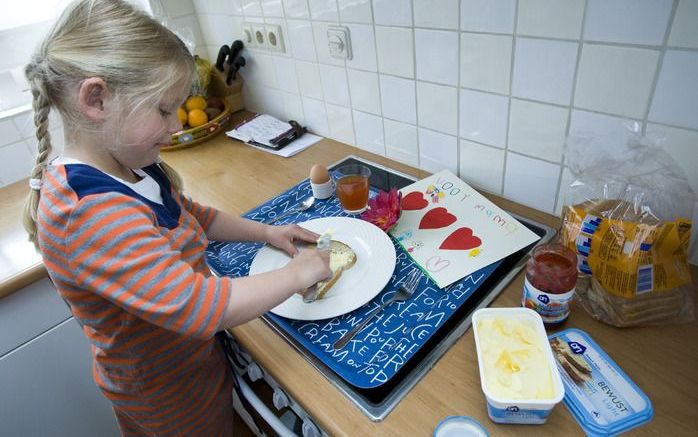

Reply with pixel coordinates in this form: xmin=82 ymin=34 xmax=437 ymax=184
xmin=265 ymin=24 xmax=285 ymax=53
xmin=327 ymin=26 xmax=351 ymax=60
xmin=251 ymin=23 xmax=267 ymax=49
xmin=242 ymin=24 xmax=254 ymax=47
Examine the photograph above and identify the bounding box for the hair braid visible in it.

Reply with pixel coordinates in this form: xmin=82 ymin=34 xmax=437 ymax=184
xmin=22 ymin=0 xmax=195 ymax=249
xmin=23 ymin=60 xmax=53 ymax=249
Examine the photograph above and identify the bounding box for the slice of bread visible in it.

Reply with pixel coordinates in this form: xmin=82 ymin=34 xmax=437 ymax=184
xmin=310 ymin=240 xmax=357 ymax=300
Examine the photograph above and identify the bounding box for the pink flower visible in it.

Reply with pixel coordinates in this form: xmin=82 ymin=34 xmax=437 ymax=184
xmin=361 ymin=188 xmax=402 ymax=232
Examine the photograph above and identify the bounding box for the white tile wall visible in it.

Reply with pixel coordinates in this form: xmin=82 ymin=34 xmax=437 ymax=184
xmin=460 ymin=33 xmax=512 ymax=94
xmin=508 ymin=99 xmax=568 ymax=163
xmin=319 ymin=64 xmax=350 ymax=106
xmin=347 ymin=69 xmax=380 ymax=114
xmin=384 ymin=119 xmax=418 ymax=166
xmin=8 ymin=0 xmax=693 ymax=259
xmin=459 ymin=139 xmax=504 ymax=194
xmin=459 ymin=89 xmax=508 ymax=148
xmin=575 ymin=45 xmax=659 ymax=119
xmin=413 ymin=0 xmax=459 ymax=30
xmin=242 ymin=0 xmax=264 ymax=17
xmin=309 ymin=0 xmax=338 ymax=21
xmin=512 ymin=38 xmax=578 ymax=105
xmin=418 ymin=128 xmax=458 ymax=174
xmin=344 ymin=23 xmax=377 ymax=71
xmin=295 ymin=60 xmax=323 ymax=99
xmin=503 ymin=152 xmax=560 ymax=212
xmin=649 ymin=50 xmax=698 ymax=130
xmin=584 ymin=0 xmax=673 ymax=46
xmin=460 ymin=0 xmax=515 ymax=34
xmin=414 ymin=29 xmax=459 ymax=86
xmin=375 ymin=26 xmax=414 ymax=78
xmin=326 ymin=103 xmax=355 ymax=144
xmin=373 ymin=0 xmax=412 ymax=26
xmin=669 ymin=0 xmax=698 ymax=49
xmin=416 ymin=82 xmax=457 ymax=136
xmin=261 ymin=0 xmax=284 ymax=17
xmin=287 ymin=20 xmax=317 ymax=61
xmin=338 ymin=0 xmax=372 ymax=23
xmin=353 ymin=110 xmax=384 ymax=155
xmin=379 ymin=75 xmax=416 ymax=124
xmin=517 ymin=0 xmax=584 ymax=40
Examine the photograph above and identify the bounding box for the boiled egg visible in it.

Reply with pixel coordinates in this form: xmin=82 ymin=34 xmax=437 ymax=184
xmin=309 ymin=164 xmax=330 ymax=184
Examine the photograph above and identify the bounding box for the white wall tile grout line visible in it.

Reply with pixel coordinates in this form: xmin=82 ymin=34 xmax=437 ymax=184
xmin=552 ymin=0 xmax=589 ymax=215
xmin=501 ymin=0 xmax=520 ymax=198
xmin=411 ymin=3 xmax=420 ymax=169
xmin=641 ymin=0 xmax=679 ymax=136
xmin=455 ymin=0 xmax=462 ymax=179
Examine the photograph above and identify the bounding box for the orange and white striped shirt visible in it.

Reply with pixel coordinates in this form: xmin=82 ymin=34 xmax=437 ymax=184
xmin=37 ymin=161 xmax=234 ymax=436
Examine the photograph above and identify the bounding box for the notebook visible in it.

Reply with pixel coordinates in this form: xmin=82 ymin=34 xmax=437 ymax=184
xmin=226 ymin=114 xmax=299 ymax=149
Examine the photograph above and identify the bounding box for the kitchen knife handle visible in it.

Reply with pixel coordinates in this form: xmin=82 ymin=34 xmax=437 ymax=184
xmin=228 ymin=40 xmax=244 ymax=66
xmin=227 ymin=56 xmax=246 ymax=84
xmin=215 ymin=45 xmax=230 ymax=72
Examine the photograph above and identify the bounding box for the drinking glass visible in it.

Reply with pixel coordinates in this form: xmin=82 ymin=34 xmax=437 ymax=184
xmin=335 ymin=164 xmax=371 ymax=214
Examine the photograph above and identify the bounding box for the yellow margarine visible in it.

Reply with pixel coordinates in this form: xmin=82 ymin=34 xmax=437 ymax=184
xmin=477 ymin=317 xmax=555 ymax=400
xmin=329 ymin=249 xmax=354 ymax=271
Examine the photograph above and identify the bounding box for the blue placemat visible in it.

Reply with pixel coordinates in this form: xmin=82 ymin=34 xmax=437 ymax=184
xmin=206 ymin=177 xmax=500 ymax=389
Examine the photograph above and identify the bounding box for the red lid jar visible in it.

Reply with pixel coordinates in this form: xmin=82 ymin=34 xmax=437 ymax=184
xmin=522 ymin=243 xmax=578 ymax=326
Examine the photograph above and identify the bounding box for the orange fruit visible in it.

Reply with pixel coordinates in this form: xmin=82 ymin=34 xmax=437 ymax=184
xmin=177 ymin=107 xmax=187 ymax=125
xmin=185 ymin=95 xmax=207 ymax=112
xmin=187 ymin=109 xmax=208 ymax=127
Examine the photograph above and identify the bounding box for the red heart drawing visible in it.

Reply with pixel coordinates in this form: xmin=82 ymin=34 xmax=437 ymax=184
xmin=402 ymin=191 xmax=429 ymax=210
xmin=419 ymin=207 xmax=457 ymax=229
xmin=440 ymin=227 xmax=482 ymax=250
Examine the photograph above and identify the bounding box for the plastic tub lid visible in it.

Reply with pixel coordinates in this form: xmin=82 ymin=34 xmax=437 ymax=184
xmin=548 ymin=328 xmax=653 ymax=436
xmin=434 ymin=416 xmax=489 ymax=437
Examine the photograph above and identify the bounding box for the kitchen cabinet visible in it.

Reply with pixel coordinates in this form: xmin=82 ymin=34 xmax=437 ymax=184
xmin=0 ymin=278 xmax=120 ymax=436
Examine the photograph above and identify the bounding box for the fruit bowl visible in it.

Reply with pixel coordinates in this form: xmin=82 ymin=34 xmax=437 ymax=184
xmin=161 ymin=99 xmax=233 ymax=152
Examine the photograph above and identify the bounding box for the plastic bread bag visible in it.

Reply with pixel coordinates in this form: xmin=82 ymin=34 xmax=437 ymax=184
xmin=560 ymin=122 xmax=695 ymax=327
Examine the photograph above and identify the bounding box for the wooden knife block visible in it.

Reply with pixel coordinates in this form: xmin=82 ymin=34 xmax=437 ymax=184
xmin=208 ymin=67 xmax=244 ymax=113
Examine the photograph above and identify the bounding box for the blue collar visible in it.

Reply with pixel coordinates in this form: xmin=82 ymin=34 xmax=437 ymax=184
xmin=64 ymin=163 xmax=181 ymax=229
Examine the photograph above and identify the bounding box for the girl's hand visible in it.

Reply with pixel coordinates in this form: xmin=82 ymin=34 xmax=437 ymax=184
xmin=265 ymin=224 xmax=319 ymax=256
xmin=287 ymin=248 xmax=332 ymax=288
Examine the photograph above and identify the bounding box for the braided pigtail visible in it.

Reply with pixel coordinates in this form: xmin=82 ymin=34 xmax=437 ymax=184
xmin=23 ymin=60 xmax=53 ymax=250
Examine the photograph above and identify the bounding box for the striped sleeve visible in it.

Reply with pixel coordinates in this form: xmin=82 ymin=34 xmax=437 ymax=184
xmin=177 ymin=192 xmax=219 ymax=232
xmin=65 ymin=192 xmax=231 ymax=339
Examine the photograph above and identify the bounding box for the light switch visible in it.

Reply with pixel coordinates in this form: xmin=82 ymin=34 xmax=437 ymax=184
xmin=327 ymin=26 xmax=352 ymax=60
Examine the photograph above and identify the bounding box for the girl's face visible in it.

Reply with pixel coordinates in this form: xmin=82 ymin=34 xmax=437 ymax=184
xmin=107 ymin=84 xmax=188 ymax=169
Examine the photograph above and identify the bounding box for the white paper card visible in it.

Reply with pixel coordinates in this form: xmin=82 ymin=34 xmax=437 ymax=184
xmin=389 ymin=170 xmax=540 ymax=288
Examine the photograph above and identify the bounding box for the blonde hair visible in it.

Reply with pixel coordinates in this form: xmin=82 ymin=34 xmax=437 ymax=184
xmin=23 ymin=0 xmax=195 ymax=249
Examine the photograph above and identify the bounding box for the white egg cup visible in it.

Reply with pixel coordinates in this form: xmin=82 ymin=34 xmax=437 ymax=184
xmin=310 ymin=179 xmax=335 ymax=200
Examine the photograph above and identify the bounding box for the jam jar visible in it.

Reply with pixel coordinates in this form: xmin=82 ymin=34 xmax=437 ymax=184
xmin=522 ymin=243 xmax=578 ymax=326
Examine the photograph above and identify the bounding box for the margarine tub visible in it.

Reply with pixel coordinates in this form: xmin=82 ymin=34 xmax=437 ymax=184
xmin=472 ymin=308 xmax=564 ymax=424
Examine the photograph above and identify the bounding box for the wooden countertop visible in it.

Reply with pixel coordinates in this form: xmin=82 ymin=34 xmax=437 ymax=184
xmin=2 ymin=112 xmax=697 ymax=435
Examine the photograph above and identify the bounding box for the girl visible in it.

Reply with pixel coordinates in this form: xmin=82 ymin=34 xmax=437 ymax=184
xmin=23 ymin=0 xmax=331 ymax=435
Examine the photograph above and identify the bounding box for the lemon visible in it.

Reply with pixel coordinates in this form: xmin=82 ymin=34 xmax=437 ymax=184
xmin=185 ymin=95 xmax=207 ymax=112
xmin=177 ymin=107 xmax=187 ymax=125
xmin=187 ymin=109 xmax=208 ymax=128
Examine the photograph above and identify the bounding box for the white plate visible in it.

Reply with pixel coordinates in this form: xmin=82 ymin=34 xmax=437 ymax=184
xmin=250 ymin=217 xmax=396 ymax=320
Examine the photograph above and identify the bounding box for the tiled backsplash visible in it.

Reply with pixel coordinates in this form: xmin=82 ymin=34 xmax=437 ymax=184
xmin=188 ymin=0 xmax=697 ymax=262
xmin=1 ymin=0 xmax=696 ymax=263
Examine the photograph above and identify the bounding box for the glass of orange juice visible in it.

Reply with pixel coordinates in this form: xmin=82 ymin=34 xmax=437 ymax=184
xmin=335 ymin=164 xmax=371 ymax=214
